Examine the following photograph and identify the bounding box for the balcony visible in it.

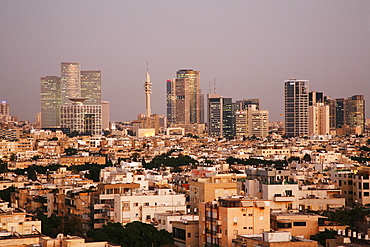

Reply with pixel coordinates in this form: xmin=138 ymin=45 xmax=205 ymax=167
xmin=216 ymin=220 xmax=222 ymax=225
xmin=274 ymin=195 xmax=295 ymax=202
xmin=94 ymin=214 xmax=104 ymax=219
xmin=216 ymin=233 xmax=222 ymax=238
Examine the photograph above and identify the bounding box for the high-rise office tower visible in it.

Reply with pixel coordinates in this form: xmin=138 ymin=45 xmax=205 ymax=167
xmin=234 ymin=99 xmax=260 ymax=111
xmin=0 ymin=101 xmax=10 ymax=116
xmin=284 ymin=79 xmax=309 ymax=137
xmin=40 ymin=76 xmax=61 ymax=128
xmin=308 ymin=103 xmax=330 ymax=135
xmin=60 ymin=98 xmax=102 ymax=136
xmin=81 ymin=70 xmax=101 ymax=105
xmin=235 ymin=105 xmax=269 ymax=138
xmin=345 ymin=95 xmax=365 ymax=131
xmin=208 ymin=94 xmax=234 ymax=138
xmin=335 ymin=98 xmax=345 ymax=128
xmin=101 ymin=101 xmax=110 ymax=130
xmin=61 ymin=62 xmax=81 ymax=105
xmin=309 ymin=91 xmax=324 ymax=106
xmin=166 ymin=78 xmax=176 ymax=125
xmin=167 ymin=69 xmax=201 ymax=125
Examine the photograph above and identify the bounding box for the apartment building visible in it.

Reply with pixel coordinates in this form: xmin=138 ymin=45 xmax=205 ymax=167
xmin=189 ymin=173 xmax=246 ymax=212
xmin=113 ymin=188 xmax=186 ymax=225
xmin=172 ymin=220 xmax=200 ymax=247
xmin=245 ymin=167 xmax=299 ymax=212
xmin=199 ymin=198 xmax=270 ymax=247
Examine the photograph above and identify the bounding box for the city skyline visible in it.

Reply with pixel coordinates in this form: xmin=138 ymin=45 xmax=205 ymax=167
xmin=1 ymin=1 xmax=370 ymax=122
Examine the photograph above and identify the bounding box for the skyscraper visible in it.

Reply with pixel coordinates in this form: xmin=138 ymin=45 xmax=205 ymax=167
xmin=345 ymin=95 xmax=365 ymax=131
xmin=41 ymin=62 xmax=106 ymax=134
xmin=308 ymin=103 xmax=330 ymax=136
xmin=81 ymin=70 xmax=101 ymax=105
xmin=40 ymin=76 xmax=61 ymax=128
xmin=208 ymin=94 xmax=234 ymax=138
xmin=0 ymin=101 xmax=10 ymax=116
xmin=61 ymin=62 xmax=81 ymax=105
xmin=284 ymin=79 xmax=309 ymax=137
xmin=60 ymin=98 xmax=102 ymax=136
xmin=235 ymin=105 xmax=269 ymax=138
xmin=167 ymin=69 xmax=201 ymax=125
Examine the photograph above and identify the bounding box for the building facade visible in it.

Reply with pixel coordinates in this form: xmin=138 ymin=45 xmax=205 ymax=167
xmin=41 ymin=76 xmax=61 ymax=128
xmin=284 ymin=79 xmax=309 ymax=137
xmin=60 ymin=99 xmax=102 ymax=136
xmin=61 ymin=62 xmax=81 ymax=105
xmin=167 ymin=69 xmax=202 ymax=125
xmin=81 ymin=70 xmax=101 ymax=105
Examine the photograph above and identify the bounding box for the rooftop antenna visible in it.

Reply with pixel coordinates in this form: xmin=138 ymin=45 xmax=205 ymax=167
xmin=213 ymin=77 xmax=216 ymax=94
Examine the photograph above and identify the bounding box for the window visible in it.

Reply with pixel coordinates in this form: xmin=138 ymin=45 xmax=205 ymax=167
xmin=293 ymin=222 xmax=306 ymax=226
xmin=195 ymin=232 xmax=199 ymax=237
xmin=364 ymin=183 xmax=369 ymax=189
xmin=364 ymin=192 xmax=369 ymax=196
xmin=277 ymin=222 xmax=292 ymax=228
xmin=146 ymin=215 xmax=151 ymax=220
xmin=248 ymin=214 xmax=252 ymax=216
xmin=144 ymin=202 xmax=149 ymax=206
xmin=233 ymin=230 xmax=238 ymax=235
xmin=133 ymin=202 xmax=139 ymax=207
xmin=285 ymin=190 xmax=293 ymax=196
xmin=188 ymin=233 xmax=191 ymax=238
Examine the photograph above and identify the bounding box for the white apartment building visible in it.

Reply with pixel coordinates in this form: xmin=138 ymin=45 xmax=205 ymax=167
xmin=155 ymin=212 xmax=199 ymax=233
xmin=113 ymin=188 xmax=186 ymax=225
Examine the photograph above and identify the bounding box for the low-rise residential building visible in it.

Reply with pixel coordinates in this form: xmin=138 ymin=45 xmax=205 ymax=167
xmin=113 ymin=188 xmax=186 ymax=225
xmin=172 ymin=220 xmax=199 ymax=247
xmin=232 ymin=231 xmax=318 ymax=247
xmin=199 ymin=198 xmax=270 ymax=247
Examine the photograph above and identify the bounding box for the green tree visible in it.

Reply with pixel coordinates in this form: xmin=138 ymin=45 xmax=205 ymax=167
xmin=314 ymin=229 xmax=336 ymax=246
xmin=88 ymin=221 xmax=174 ymax=247
xmin=27 ymin=165 xmax=37 ymax=181
xmin=0 ymin=186 xmax=15 ymax=202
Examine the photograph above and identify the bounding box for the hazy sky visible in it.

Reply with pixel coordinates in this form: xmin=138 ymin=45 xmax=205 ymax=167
xmin=1 ymin=1 xmax=370 ymax=122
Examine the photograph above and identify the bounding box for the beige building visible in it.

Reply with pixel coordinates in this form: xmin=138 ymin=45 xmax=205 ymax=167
xmin=308 ymin=102 xmax=330 ymax=136
xmin=199 ymin=198 xmax=270 ymax=247
xmin=235 ymin=105 xmax=269 ymax=138
xmin=173 ymin=220 xmax=199 ymax=247
xmin=189 ymin=174 xmax=245 ymax=212
xmin=232 ymin=231 xmax=318 ymax=247
xmin=271 ymin=213 xmax=327 ymax=239
xmin=60 ymin=155 xmax=106 ymax=166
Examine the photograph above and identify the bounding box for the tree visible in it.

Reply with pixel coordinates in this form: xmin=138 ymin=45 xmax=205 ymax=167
xmin=303 ymin=153 xmax=311 ymax=162
xmin=27 ymin=165 xmax=37 ymax=181
xmin=0 ymin=186 xmax=15 ymax=202
xmin=87 ymin=221 xmax=174 ymax=247
xmin=314 ymin=229 xmax=336 ymax=246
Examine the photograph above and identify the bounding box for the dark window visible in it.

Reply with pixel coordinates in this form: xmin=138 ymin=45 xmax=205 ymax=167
xmin=364 ymin=183 xmax=369 ymax=189
xmin=173 ymin=227 xmax=186 ymax=240
xmin=293 ymin=222 xmax=306 ymax=226
xmin=364 ymin=192 xmax=369 ymax=196
xmin=277 ymin=222 xmax=292 ymax=228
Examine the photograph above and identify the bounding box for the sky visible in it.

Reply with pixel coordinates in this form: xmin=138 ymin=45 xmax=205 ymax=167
xmin=1 ymin=0 xmax=370 ymax=122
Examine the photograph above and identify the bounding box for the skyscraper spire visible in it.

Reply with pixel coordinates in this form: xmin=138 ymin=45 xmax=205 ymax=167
xmin=144 ymin=62 xmax=152 ymax=118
